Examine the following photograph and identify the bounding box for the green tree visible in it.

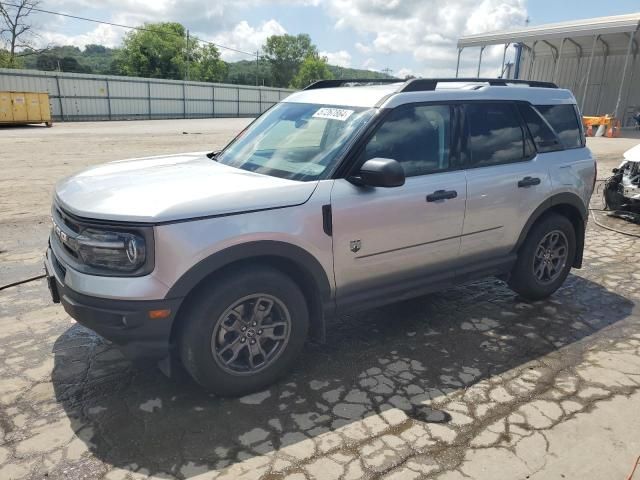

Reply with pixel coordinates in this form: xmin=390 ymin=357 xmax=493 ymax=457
xmin=59 ymin=56 xmax=91 ymax=73
xmin=114 ymin=22 xmax=226 ymax=82
xmin=84 ymin=44 xmax=107 ymax=55
xmin=35 ymin=52 xmax=57 ymax=70
xmin=0 ymin=48 xmax=12 ymax=67
xmin=263 ymin=33 xmax=317 ymax=87
xmin=225 ymin=59 xmax=273 ymax=86
xmin=290 ymin=54 xmax=333 ymax=89
xmin=190 ymin=43 xmax=227 ymax=83
xmin=115 ymin=22 xmax=188 ymax=79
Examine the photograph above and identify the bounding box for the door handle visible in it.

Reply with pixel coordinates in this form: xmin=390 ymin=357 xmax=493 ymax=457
xmin=518 ymin=176 xmax=541 ymax=188
xmin=426 ymin=190 xmax=457 ymax=202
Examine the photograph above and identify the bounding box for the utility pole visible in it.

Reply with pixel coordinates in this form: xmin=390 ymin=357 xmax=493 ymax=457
xmin=256 ymin=50 xmax=259 ymax=86
xmin=185 ymin=29 xmax=190 ymax=81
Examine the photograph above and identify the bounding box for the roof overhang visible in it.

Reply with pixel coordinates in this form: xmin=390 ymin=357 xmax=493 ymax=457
xmin=458 ymin=13 xmax=640 ymax=48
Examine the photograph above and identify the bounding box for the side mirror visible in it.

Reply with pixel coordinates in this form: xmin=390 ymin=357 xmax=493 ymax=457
xmin=350 ymin=158 xmax=405 ymax=188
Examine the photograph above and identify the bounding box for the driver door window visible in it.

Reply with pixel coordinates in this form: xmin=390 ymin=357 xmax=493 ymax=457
xmin=360 ymin=104 xmax=452 ymax=176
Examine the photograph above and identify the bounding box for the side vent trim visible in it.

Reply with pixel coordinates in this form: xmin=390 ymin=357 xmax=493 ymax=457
xmin=322 ymin=205 xmax=332 ymax=236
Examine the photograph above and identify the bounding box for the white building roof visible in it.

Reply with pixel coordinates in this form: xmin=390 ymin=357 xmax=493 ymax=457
xmin=458 ymin=12 xmax=640 ymax=48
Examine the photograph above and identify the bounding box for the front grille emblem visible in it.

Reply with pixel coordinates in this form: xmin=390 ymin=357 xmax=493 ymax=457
xmin=53 ymin=219 xmax=69 ymax=245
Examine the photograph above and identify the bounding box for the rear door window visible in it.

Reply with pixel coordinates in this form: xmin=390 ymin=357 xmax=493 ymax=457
xmin=535 ymin=104 xmax=583 ymax=149
xmin=464 ymin=102 xmax=528 ymax=168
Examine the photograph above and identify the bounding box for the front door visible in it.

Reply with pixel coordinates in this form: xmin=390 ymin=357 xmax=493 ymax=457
xmin=330 ymin=103 xmax=467 ymax=311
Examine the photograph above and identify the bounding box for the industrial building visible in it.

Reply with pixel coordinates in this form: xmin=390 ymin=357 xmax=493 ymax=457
xmin=457 ymin=13 xmax=640 ymax=128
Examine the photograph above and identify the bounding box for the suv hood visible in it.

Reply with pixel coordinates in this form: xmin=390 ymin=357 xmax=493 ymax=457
xmin=55 ymin=152 xmax=318 ymax=223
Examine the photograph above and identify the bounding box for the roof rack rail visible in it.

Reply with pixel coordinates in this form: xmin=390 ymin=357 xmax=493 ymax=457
xmin=400 ymin=78 xmax=558 ymax=92
xmin=303 ymin=78 xmax=402 ymax=90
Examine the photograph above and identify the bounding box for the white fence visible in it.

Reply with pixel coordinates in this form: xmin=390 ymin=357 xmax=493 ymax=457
xmin=0 ymin=68 xmax=293 ymax=121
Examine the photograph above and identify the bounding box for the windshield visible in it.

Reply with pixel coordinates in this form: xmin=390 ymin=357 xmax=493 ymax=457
xmin=216 ymin=102 xmax=375 ymax=181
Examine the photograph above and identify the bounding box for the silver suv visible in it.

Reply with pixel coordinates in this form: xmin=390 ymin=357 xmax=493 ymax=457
xmin=45 ymin=78 xmax=596 ymax=396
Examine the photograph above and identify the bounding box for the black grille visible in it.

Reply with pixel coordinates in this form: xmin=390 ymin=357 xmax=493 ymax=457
xmin=55 ymin=207 xmax=81 ymax=233
xmin=51 ymin=249 xmax=67 ymax=278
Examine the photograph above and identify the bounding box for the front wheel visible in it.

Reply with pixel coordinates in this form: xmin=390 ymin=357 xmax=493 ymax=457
xmin=508 ymin=213 xmax=576 ymax=301
xmin=179 ymin=266 xmax=309 ymax=396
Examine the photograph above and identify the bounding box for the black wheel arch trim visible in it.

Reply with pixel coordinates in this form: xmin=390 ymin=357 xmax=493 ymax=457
xmin=165 ymin=241 xmax=334 ymax=342
xmin=514 ymin=192 xmax=587 ymax=268
xmin=166 ymin=241 xmax=332 ymax=300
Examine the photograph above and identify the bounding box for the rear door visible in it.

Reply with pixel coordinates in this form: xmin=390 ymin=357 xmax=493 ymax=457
xmin=534 ymin=103 xmax=595 ymax=206
xmin=331 ymin=103 xmax=467 ymax=310
xmin=459 ymin=101 xmax=552 ymax=263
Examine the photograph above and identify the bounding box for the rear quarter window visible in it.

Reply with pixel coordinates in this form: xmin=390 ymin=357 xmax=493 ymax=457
xmin=535 ymin=104 xmax=583 ymax=149
xmin=517 ymin=103 xmax=563 ymax=153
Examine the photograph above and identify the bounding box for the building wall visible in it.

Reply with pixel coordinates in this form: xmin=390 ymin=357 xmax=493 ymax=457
xmin=0 ymin=68 xmax=293 ymax=122
xmin=518 ymin=43 xmax=639 ymax=126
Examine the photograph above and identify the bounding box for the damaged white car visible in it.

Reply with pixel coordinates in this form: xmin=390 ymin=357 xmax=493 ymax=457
xmin=604 ymin=143 xmax=640 ymax=210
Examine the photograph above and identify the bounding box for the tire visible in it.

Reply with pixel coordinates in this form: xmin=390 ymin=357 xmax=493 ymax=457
xmin=179 ymin=266 xmax=309 ymax=396
xmin=508 ymin=213 xmax=576 ymax=301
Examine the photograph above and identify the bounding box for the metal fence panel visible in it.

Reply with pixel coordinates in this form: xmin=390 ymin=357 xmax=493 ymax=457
xmin=0 ymin=68 xmax=294 ymax=122
xmin=152 ymin=82 xmax=182 ymax=99
xmin=109 ymin=80 xmax=147 ymax=97
xmin=187 ymin=100 xmax=214 ymax=117
xmin=111 ymin=98 xmax=148 ymax=118
xmin=261 ymin=89 xmax=281 ymax=102
xmin=187 ymin=85 xmax=213 ymax=101
xmin=152 ymin=99 xmax=184 ymax=117
xmin=214 ymin=100 xmax=239 ymax=116
xmin=239 ymin=102 xmax=260 ymax=115
xmin=215 ymin=86 xmax=239 ymax=101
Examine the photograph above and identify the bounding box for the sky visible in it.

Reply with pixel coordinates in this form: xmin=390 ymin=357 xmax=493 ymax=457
xmin=16 ymin=0 xmax=640 ymax=78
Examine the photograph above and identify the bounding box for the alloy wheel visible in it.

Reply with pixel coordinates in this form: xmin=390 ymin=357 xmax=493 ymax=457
xmin=211 ymin=294 xmax=291 ymax=375
xmin=532 ymin=230 xmax=568 ymax=285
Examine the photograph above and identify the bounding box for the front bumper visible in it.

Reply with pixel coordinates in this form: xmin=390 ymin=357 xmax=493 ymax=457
xmin=45 ymin=247 xmax=182 ymax=361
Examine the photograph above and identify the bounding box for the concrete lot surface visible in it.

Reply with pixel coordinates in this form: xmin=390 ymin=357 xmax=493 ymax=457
xmin=1 ymin=120 xmax=640 ymax=480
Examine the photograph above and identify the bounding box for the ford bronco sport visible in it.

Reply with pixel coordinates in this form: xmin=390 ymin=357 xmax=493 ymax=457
xmin=45 ymin=78 xmax=596 ymax=396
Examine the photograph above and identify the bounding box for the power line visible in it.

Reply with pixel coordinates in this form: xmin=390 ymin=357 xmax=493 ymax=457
xmin=1 ymin=1 xmax=258 ymax=57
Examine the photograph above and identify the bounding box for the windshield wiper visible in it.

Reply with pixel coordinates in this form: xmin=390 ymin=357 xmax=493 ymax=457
xmin=207 ymin=151 xmax=220 ymax=161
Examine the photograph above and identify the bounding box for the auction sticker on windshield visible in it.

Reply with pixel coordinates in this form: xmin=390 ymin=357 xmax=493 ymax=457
xmin=312 ymin=107 xmax=354 ymax=122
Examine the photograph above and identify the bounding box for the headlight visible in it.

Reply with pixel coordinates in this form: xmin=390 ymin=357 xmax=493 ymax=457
xmin=76 ymin=229 xmax=146 ymax=272
xmin=51 ymin=205 xmax=154 ymax=276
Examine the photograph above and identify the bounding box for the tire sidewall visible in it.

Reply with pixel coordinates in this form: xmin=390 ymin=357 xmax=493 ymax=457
xmin=180 ymin=267 xmax=309 ymax=396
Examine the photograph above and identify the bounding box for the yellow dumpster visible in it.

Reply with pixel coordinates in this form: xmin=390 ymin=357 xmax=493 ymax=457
xmin=0 ymin=91 xmax=52 ymax=127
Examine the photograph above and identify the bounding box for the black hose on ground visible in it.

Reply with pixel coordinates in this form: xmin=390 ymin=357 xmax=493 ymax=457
xmin=0 ymin=274 xmax=46 ymax=292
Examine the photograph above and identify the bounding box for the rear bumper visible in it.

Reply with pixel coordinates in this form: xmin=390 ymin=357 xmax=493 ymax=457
xmin=45 ymin=247 xmax=182 ymax=361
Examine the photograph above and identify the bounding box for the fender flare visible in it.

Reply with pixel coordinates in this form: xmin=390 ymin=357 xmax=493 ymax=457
xmin=165 ymin=240 xmax=333 ymax=303
xmin=513 ymin=192 xmax=587 ymax=267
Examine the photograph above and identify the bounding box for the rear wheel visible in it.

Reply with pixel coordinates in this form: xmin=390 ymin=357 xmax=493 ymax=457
xmin=508 ymin=213 xmax=576 ymax=301
xmin=179 ymin=266 xmax=309 ymax=396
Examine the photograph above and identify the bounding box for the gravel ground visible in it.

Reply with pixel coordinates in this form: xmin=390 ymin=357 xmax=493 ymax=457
xmin=1 ymin=120 xmax=640 ymax=480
